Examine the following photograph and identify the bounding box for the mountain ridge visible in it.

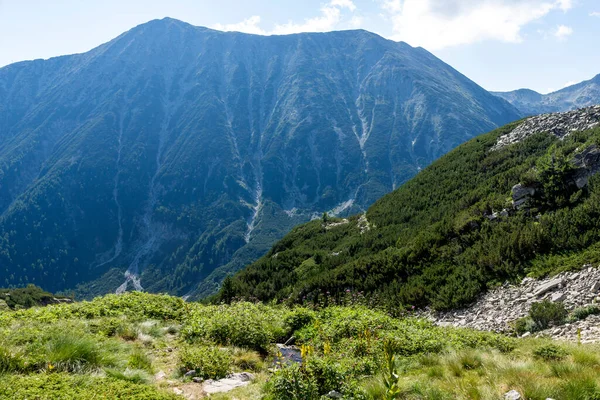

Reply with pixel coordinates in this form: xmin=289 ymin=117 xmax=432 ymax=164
xmin=0 ymin=18 xmax=520 ymax=298
xmin=494 ymin=74 xmax=600 ymax=115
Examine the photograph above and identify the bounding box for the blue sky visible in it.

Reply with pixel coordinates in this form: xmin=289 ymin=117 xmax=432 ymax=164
xmin=0 ymin=0 xmax=598 ymax=93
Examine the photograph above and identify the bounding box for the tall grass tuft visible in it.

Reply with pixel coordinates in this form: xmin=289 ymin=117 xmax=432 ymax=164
xmin=46 ymin=332 xmax=106 ymax=373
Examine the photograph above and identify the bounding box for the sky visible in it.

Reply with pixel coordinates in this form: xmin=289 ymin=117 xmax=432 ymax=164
xmin=0 ymin=0 xmax=598 ymax=93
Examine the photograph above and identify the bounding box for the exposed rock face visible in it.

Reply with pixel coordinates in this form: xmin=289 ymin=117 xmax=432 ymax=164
xmin=573 ymin=144 xmax=600 ymax=188
xmin=511 ymin=184 xmax=536 ymax=209
xmin=492 ymin=105 xmax=600 ymax=151
xmin=433 ymin=265 xmax=600 ymax=336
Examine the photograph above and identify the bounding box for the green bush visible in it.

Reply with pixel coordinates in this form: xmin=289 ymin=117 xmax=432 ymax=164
xmin=533 ymin=344 xmax=568 ymax=361
xmin=514 ymin=316 xmax=537 ymax=335
xmin=529 ymin=300 xmax=567 ymax=330
xmin=179 ymin=345 xmax=231 ymax=379
xmin=570 ymin=305 xmax=600 ymax=322
xmin=266 ymin=363 xmax=319 ymax=400
xmin=284 ymin=307 xmax=316 ymax=335
xmin=181 ymin=302 xmax=286 ymax=352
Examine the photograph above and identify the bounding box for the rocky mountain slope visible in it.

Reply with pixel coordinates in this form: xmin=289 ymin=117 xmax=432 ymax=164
xmin=0 ymin=18 xmax=520 ymax=297
xmin=494 ymin=74 xmax=600 ymax=115
xmin=434 ymin=265 xmax=600 ymax=339
xmin=222 ymin=106 xmax=600 ymax=310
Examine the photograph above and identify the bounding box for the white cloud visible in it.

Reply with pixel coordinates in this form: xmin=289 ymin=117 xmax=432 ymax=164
xmin=330 ymin=0 xmax=357 ymax=12
xmin=213 ymin=0 xmax=358 ymax=35
xmin=349 ymin=16 xmax=364 ymax=28
xmin=380 ymin=0 xmax=576 ymax=50
xmin=213 ymin=16 xmax=267 ymax=35
xmin=556 ymin=0 xmax=573 ymax=11
xmin=591 ymin=11 xmax=600 ymax=17
xmin=554 ymin=24 xmax=573 ymax=39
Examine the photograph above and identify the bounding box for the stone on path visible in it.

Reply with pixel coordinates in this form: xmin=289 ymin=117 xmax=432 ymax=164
xmin=504 ymin=390 xmax=521 ymax=400
xmin=202 ymin=372 xmax=255 ymax=394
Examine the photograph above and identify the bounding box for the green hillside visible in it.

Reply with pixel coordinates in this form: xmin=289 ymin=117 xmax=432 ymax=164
xmin=222 ymin=121 xmax=600 ymax=311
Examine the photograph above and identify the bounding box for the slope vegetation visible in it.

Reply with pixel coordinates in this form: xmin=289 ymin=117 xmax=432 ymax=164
xmin=5 ymin=292 xmax=600 ymax=400
xmin=224 ymin=108 xmax=600 ymax=311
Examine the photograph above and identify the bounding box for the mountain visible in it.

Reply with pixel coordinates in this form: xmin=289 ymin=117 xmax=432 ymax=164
xmin=494 ymin=74 xmax=600 ymax=115
xmin=0 ymin=18 xmax=520 ymax=297
xmin=221 ymin=106 xmax=600 ymax=311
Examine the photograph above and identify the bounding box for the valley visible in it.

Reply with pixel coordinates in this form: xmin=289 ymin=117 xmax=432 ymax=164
xmin=0 ymin=18 xmax=519 ymax=299
xmin=2 ymin=9 xmax=600 ymax=399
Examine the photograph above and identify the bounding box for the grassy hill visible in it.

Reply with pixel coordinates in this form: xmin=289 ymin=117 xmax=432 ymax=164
xmin=221 ymin=120 xmax=600 ymax=311
xmin=3 ymin=292 xmax=600 ymax=399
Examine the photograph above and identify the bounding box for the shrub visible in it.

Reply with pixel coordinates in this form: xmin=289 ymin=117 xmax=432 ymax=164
xmin=266 ymin=363 xmax=319 ymax=400
xmin=529 ymin=300 xmax=567 ymax=330
xmin=179 ymin=345 xmax=231 ymax=380
xmin=533 ymin=344 xmax=568 ymax=361
xmin=181 ymin=302 xmax=286 ymax=352
xmin=284 ymin=308 xmax=316 ymax=335
xmin=570 ymin=305 xmax=600 ymax=322
xmin=514 ymin=316 xmax=537 ymax=335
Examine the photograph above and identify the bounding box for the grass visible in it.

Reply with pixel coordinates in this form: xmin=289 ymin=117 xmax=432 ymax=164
xmin=2 ymin=292 xmax=600 ymax=399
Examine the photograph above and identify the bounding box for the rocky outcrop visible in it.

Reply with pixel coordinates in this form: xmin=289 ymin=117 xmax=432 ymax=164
xmin=433 ymin=265 xmax=600 ymax=336
xmin=511 ymin=184 xmax=536 ymax=209
xmin=492 ymin=105 xmax=600 ymax=151
xmin=572 ymin=144 xmax=600 ymax=188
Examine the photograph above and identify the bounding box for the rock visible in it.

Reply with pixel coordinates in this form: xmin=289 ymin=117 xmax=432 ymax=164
xmin=521 ymin=332 xmax=531 ymax=338
xmin=504 ymin=390 xmax=522 ymax=400
xmin=202 ymin=373 xmax=255 ymax=394
xmin=173 ymin=388 xmax=184 ymax=395
xmin=276 ymin=344 xmax=302 ymax=365
xmin=327 ymin=390 xmax=343 ymax=398
xmin=592 ymin=281 xmax=600 ymax=292
xmin=192 ymin=377 xmax=203 ymax=383
xmin=534 ymin=278 xmax=563 ymax=297
xmin=184 ymin=369 xmax=197 ymax=378
xmin=236 ymin=372 xmax=255 ymax=382
xmin=154 ymin=371 xmax=167 ymax=381
xmin=431 ymin=265 xmax=600 ymax=340
xmin=493 ymin=106 xmax=600 ymax=151
xmin=511 ymin=184 xmax=536 ymax=209
xmin=551 ymin=292 xmax=566 ymax=302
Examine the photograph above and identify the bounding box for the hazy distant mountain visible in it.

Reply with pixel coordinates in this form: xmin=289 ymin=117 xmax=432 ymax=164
xmin=494 ymin=74 xmax=600 ymax=116
xmin=0 ymin=18 xmax=520 ymax=297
